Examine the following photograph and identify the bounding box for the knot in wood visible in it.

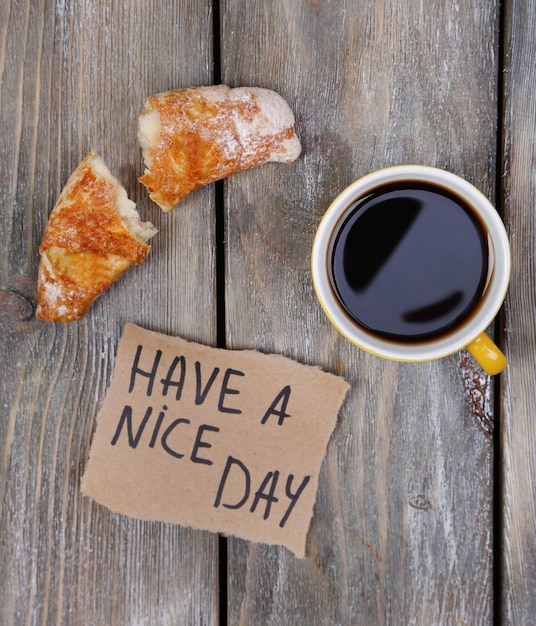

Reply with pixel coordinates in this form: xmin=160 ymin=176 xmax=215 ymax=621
xmin=408 ymin=494 xmax=432 ymax=511
xmin=1 ymin=287 xmax=35 ymax=322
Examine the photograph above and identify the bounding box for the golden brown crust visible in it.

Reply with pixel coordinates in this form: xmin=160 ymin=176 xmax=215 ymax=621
xmin=36 ymin=152 xmax=153 ymax=322
xmin=138 ymin=85 xmax=301 ymax=211
xmin=139 ymin=87 xmax=240 ymax=209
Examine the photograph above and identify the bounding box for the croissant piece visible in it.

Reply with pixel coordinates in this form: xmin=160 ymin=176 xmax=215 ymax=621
xmin=36 ymin=151 xmax=157 ymax=322
xmin=138 ymin=85 xmax=301 ymax=211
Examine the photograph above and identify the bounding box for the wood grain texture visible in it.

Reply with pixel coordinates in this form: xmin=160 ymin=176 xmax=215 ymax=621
xmin=0 ymin=1 xmax=219 ymax=624
xmin=220 ymin=0 xmax=499 ymax=624
xmin=3 ymin=0 xmax=533 ymax=624
xmin=501 ymin=0 xmax=536 ymax=622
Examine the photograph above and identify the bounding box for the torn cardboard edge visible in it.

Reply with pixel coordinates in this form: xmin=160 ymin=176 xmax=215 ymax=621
xmin=81 ymin=323 xmax=349 ymax=557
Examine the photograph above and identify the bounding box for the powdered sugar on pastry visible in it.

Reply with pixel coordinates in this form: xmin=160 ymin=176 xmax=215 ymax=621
xmin=36 ymin=151 xmax=157 ymax=322
xmin=138 ymin=85 xmax=301 ymax=211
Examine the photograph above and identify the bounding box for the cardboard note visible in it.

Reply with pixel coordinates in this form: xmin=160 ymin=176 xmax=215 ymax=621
xmin=81 ymin=323 xmax=349 ymax=557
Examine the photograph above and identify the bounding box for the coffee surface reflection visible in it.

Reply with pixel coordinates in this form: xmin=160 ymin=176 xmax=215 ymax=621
xmin=329 ymin=182 xmax=489 ymax=342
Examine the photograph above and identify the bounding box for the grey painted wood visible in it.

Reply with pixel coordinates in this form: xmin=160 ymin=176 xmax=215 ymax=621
xmin=0 ymin=1 xmax=219 ymax=624
xmin=501 ymin=0 xmax=536 ymax=622
xmin=3 ymin=0 xmax=535 ymax=624
xmin=221 ymin=1 xmax=499 ymax=624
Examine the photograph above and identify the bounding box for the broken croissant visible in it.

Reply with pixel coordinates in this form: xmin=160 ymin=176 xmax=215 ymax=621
xmin=138 ymin=85 xmax=302 ymax=211
xmin=36 ymin=151 xmax=157 ymax=322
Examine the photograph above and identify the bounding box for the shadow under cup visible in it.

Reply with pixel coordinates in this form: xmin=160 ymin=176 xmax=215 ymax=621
xmin=311 ymin=166 xmax=511 ymax=372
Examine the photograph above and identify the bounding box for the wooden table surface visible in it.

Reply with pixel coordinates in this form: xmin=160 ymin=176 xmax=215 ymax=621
xmin=1 ymin=0 xmax=535 ymax=624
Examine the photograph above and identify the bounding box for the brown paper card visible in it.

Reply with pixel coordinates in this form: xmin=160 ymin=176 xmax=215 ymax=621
xmin=81 ymin=323 xmax=349 ymax=557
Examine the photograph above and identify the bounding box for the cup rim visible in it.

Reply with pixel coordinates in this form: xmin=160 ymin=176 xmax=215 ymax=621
xmin=311 ymin=165 xmax=511 ymax=362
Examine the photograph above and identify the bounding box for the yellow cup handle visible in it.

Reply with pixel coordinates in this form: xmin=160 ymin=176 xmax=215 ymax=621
xmin=466 ymin=333 xmax=508 ymax=375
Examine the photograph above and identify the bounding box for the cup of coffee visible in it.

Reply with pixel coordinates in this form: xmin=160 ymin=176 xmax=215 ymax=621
xmin=311 ymin=165 xmax=511 ymax=375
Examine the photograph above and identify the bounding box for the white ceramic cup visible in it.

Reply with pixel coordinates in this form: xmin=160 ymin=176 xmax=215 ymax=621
xmin=311 ymin=165 xmax=511 ymax=375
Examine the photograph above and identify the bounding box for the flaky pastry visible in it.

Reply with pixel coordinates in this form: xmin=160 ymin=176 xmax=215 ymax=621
xmin=36 ymin=151 xmax=157 ymax=322
xmin=138 ymin=85 xmax=301 ymax=211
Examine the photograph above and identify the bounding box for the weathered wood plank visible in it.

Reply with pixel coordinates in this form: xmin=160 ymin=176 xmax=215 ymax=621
xmin=501 ymin=0 xmax=536 ymax=622
xmin=0 ymin=1 xmax=219 ymax=624
xmin=221 ymin=1 xmax=499 ymax=623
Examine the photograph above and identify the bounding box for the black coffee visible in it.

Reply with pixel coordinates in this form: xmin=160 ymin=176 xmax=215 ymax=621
xmin=329 ymin=182 xmax=489 ymax=342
